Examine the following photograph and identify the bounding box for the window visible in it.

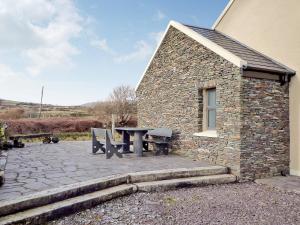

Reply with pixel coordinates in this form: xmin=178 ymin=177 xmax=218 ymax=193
xmin=195 ymin=85 xmax=217 ymax=137
xmin=207 ymin=88 xmax=216 ymax=130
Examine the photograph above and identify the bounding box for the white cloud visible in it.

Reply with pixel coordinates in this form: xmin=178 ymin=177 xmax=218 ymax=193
xmin=114 ymin=40 xmax=153 ymax=63
xmin=90 ymin=38 xmax=115 ymax=55
xmin=25 ymin=43 xmax=79 ymax=76
xmin=150 ymin=31 xmax=165 ymax=45
xmin=90 ymin=29 xmax=165 ymax=64
xmin=0 ymin=0 xmax=83 ymax=76
xmin=154 ymin=10 xmax=166 ymax=21
xmin=0 ymin=64 xmax=19 ymax=82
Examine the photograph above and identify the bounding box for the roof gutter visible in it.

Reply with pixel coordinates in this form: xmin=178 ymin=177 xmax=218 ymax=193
xmin=243 ymin=65 xmax=296 ymax=85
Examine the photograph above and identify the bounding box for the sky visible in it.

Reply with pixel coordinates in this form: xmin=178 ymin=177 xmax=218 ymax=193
xmin=0 ymin=0 xmax=229 ymax=105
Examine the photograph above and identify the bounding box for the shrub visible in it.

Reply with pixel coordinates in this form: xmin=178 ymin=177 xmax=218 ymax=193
xmin=3 ymin=118 xmax=104 ymax=135
xmin=0 ymin=108 xmax=25 ymax=120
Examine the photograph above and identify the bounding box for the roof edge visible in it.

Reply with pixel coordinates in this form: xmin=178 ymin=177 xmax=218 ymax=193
xmin=171 ymin=21 xmax=247 ymax=68
xmin=212 ymin=0 xmax=235 ymax=30
xmin=216 ymin=29 xmax=296 ymax=74
xmin=135 ymin=20 xmax=247 ymax=91
xmin=135 ymin=21 xmax=173 ymax=91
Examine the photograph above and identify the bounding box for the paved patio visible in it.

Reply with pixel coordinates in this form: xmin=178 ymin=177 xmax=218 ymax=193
xmin=0 ymin=141 xmax=210 ymax=201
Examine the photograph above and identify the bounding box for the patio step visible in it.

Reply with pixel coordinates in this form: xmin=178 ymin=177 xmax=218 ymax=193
xmin=0 ymin=184 xmax=136 ymax=225
xmin=136 ymin=174 xmax=237 ymax=192
xmin=128 ymin=165 xmax=228 ymax=183
xmin=0 ymin=166 xmax=227 ymax=217
xmin=0 ymin=166 xmax=235 ymax=225
xmin=0 ymin=174 xmax=236 ymax=225
xmin=0 ymin=174 xmax=129 ymax=217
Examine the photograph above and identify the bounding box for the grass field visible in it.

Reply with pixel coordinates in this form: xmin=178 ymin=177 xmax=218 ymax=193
xmin=0 ymin=98 xmax=92 ymax=119
xmin=0 ymin=98 xmax=136 ymax=141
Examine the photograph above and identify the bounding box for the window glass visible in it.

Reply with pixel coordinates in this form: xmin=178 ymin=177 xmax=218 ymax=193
xmin=208 ymin=109 xmax=216 ymax=129
xmin=207 ymin=89 xmax=216 ymax=107
xmin=207 ymin=88 xmax=216 ymax=129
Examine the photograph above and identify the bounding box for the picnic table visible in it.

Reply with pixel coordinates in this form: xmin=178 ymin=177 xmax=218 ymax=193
xmin=115 ymin=127 xmax=153 ymax=157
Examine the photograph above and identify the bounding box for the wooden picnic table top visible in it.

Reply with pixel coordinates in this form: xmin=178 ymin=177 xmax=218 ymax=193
xmin=115 ymin=127 xmax=153 ymax=133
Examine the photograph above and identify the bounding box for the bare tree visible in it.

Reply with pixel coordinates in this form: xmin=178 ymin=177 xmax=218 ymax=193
xmin=91 ymin=85 xmax=137 ymax=126
xmin=108 ymin=85 xmax=137 ymax=126
xmin=91 ymin=101 xmax=113 ymax=126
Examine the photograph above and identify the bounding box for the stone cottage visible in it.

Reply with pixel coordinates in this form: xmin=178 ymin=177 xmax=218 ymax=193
xmin=136 ymin=21 xmax=295 ymax=180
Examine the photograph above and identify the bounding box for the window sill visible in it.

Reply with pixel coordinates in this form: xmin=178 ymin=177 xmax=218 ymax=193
xmin=193 ymin=130 xmax=218 ymax=138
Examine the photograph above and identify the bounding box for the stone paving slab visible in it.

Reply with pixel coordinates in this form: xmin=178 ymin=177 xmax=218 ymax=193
xmin=0 ymin=150 xmax=8 ymax=185
xmin=255 ymin=175 xmax=300 ymax=194
xmin=0 ymin=141 xmax=210 ymax=201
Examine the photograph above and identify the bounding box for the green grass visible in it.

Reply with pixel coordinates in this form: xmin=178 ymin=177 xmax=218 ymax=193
xmin=22 ymin=131 xmax=123 ymax=143
xmin=23 ymin=132 xmax=92 ymax=143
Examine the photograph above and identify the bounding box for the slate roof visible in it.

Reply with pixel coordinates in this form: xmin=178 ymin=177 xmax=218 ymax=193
xmin=186 ymin=25 xmax=295 ymax=75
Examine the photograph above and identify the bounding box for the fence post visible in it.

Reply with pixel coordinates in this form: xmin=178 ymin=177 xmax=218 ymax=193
xmin=111 ymin=114 xmax=116 ymax=139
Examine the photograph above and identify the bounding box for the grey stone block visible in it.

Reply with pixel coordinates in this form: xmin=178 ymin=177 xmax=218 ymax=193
xmin=129 ymin=166 xmax=227 ymax=183
xmin=136 ymin=174 xmax=237 ymax=192
xmin=0 ymin=174 xmax=128 ymax=217
xmin=0 ymin=184 xmax=136 ymax=225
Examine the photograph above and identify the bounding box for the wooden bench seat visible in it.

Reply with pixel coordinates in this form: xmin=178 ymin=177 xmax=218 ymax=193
xmin=91 ymin=128 xmax=125 ymax=159
xmin=143 ymin=128 xmax=172 ymax=155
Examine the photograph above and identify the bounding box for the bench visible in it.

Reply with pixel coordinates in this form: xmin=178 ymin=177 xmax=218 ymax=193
xmin=9 ymin=133 xmax=59 ymax=148
xmin=91 ymin=128 xmax=125 ymax=159
xmin=143 ymin=128 xmax=172 ymax=155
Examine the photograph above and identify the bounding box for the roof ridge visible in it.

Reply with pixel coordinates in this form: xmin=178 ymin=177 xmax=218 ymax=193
xmin=183 ymin=24 xmax=213 ymax=31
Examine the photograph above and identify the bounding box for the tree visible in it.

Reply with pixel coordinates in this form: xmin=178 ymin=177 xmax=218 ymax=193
xmin=92 ymin=85 xmax=137 ymax=126
xmin=108 ymin=85 xmax=137 ymax=126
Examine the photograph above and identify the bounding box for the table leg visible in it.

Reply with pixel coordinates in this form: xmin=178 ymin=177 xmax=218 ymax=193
xmin=134 ymin=131 xmax=143 ymax=157
xmin=121 ymin=131 xmax=131 ymax=153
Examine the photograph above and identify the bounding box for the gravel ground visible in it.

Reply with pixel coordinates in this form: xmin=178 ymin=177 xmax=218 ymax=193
xmin=49 ymin=182 xmax=300 ymax=225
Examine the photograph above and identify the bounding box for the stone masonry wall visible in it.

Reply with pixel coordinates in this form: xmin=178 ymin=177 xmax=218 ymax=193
xmin=136 ymin=26 xmax=290 ymax=180
xmin=136 ymin=27 xmax=242 ymax=177
xmin=240 ymin=77 xmax=290 ymax=180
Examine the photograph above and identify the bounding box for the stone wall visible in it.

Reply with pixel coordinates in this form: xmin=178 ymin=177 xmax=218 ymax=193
xmin=240 ymin=77 xmax=290 ymax=180
xmin=136 ymin=26 xmax=290 ymax=180
xmin=136 ymin=26 xmax=242 ymax=177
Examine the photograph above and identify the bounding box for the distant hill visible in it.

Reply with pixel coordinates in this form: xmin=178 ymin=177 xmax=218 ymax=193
xmin=81 ymin=101 xmax=99 ymax=107
xmin=0 ymin=98 xmax=54 ymax=107
xmin=0 ymin=98 xmax=93 ymax=119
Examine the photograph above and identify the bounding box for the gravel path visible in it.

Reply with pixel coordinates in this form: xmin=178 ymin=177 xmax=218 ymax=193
xmin=49 ymin=182 xmax=300 ymax=225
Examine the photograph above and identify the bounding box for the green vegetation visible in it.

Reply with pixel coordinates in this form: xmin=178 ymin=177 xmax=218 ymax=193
xmin=0 ymin=99 xmax=92 ymax=119
xmin=23 ymin=132 xmax=92 ymax=143
xmin=0 ymin=85 xmax=137 ymax=142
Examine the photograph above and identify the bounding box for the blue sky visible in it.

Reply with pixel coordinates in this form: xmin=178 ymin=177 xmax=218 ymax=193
xmin=0 ymin=0 xmax=228 ymax=105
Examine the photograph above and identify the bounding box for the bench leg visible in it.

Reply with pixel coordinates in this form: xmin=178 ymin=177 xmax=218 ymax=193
xmin=143 ymin=141 xmax=149 ymax=151
xmin=92 ymin=141 xmax=105 ymax=154
xmin=106 ymin=145 xmax=123 ymax=159
xmin=154 ymin=144 xmax=169 ymax=156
